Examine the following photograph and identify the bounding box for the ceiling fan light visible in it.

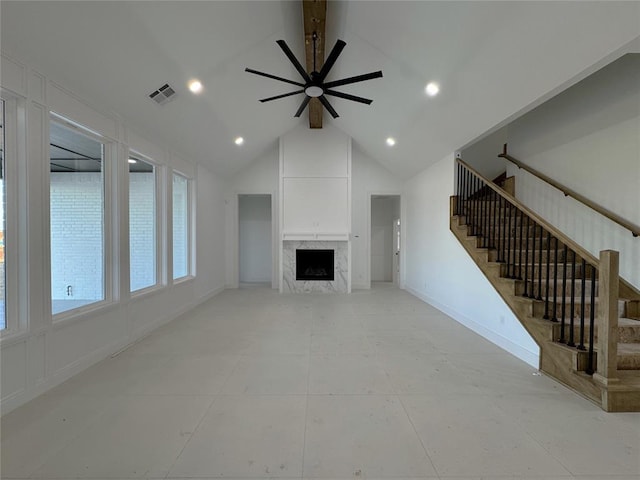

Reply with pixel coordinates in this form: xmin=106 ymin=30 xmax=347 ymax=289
xmin=305 ymin=85 xmax=324 ymax=97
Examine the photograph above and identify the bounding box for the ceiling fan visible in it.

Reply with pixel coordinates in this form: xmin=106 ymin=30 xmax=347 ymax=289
xmin=245 ymin=34 xmax=383 ymax=119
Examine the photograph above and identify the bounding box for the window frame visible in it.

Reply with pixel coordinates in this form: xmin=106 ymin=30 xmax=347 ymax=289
xmin=128 ymin=150 xmax=163 ymax=296
xmin=171 ymin=170 xmax=193 ymax=282
xmin=48 ymin=114 xmax=115 ymax=323
xmin=0 ymin=94 xmax=22 ymax=336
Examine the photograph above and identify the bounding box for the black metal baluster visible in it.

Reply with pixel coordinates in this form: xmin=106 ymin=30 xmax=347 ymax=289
xmin=568 ymin=250 xmax=576 ymax=347
xmin=523 ymin=217 xmax=531 ymax=297
xmin=484 ymin=182 xmax=490 ymax=247
xmin=586 ymin=264 xmax=597 ymax=375
xmin=551 ymin=237 xmax=559 ymax=322
xmin=560 ymin=244 xmax=568 ymax=342
xmin=468 ymin=174 xmax=474 ymax=232
xmin=537 ymin=227 xmax=544 ymax=300
xmin=465 ymin=168 xmax=470 ymax=220
xmin=456 ymin=162 xmax=462 ymax=215
xmin=472 ymin=176 xmax=478 ymax=235
xmin=578 ymin=258 xmax=587 ymax=351
xmin=476 ymin=177 xmax=481 ymax=236
xmin=480 ymin=180 xmax=486 ymax=247
xmin=497 ymin=196 xmax=503 ymax=262
xmin=530 ymin=221 xmax=537 ymax=296
xmin=543 ymin=231 xmax=551 ymax=319
xmin=506 ymin=202 xmax=513 ymax=275
xmin=491 ymin=190 xmax=496 ymax=249
xmin=518 ymin=209 xmax=524 ymax=279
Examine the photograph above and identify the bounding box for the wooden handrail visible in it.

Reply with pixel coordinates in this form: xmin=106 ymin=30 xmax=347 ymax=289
xmin=498 ymin=148 xmax=640 ymax=237
xmin=456 ymin=158 xmax=601 ymax=268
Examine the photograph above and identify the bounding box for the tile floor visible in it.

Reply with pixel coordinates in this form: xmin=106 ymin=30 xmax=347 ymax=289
xmin=1 ymin=285 xmax=639 ymax=480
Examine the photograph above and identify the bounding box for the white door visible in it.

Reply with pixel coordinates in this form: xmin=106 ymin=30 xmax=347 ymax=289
xmin=392 ymin=218 xmax=400 ymax=285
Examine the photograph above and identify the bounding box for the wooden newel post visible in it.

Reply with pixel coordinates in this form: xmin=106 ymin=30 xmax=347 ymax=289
xmin=595 ymin=250 xmax=619 ymax=382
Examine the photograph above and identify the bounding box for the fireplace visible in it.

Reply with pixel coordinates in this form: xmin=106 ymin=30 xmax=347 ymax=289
xmin=296 ymin=249 xmax=334 ymax=281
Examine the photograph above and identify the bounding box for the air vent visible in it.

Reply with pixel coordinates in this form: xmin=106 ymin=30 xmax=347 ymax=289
xmin=149 ymin=83 xmax=176 ymax=105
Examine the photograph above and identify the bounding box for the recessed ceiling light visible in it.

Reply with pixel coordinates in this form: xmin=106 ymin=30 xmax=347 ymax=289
xmin=128 ymin=158 xmax=137 ymax=164
xmin=386 ymin=137 xmax=396 ymax=147
xmin=234 ymin=137 xmax=244 ymax=145
xmin=188 ymin=79 xmax=203 ymax=94
xmin=425 ymin=82 xmax=439 ymax=96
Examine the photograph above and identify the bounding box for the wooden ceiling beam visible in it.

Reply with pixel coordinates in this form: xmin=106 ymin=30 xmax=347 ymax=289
xmin=303 ymin=0 xmax=326 ymax=128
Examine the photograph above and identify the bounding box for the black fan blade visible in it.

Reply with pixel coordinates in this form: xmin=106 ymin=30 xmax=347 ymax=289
xmin=318 ymin=39 xmax=346 ymax=80
xmin=260 ymin=90 xmax=304 ymax=103
xmin=323 ymin=71 xmax=383 ymax=89
xmin=294 ymin=96 xmax=312 ymax=117
xmin=245 ymin=68 xmax=305 ymax=87
xmin=318 ymin=95 xmax=339 ymax=118
xmin=324 ymin=90 xmax=373 ymax=105
xmin=276 ymin=40 xmax=312 ymax=83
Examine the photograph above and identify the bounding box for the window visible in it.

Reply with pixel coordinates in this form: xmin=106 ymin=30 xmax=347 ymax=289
xmin=0 ymin=100 xmax=5 ymax=329
xmin=129 ymin=156 xmax=157 ymax=292
xmin=50 ymin=120 xmax=106 ymax=315
xmin=172 ymin=173 xmax=190 ymax=279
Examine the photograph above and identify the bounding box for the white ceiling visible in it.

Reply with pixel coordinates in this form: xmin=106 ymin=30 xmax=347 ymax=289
xmin=1 ymin=1 xmax=639 ymax=179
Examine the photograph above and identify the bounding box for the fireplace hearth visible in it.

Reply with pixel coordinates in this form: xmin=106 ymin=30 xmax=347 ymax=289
xmin=296 ymin=249 xmax=334 ymax=281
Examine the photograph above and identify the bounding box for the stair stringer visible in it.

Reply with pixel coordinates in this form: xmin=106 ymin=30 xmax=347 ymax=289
xmin=449 ymin=214 xmax=605 ymax=406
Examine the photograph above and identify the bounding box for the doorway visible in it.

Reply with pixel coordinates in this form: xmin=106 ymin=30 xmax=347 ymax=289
xmin=370 ymin=195 xmax=401 ymax=285
xmin=238 ymin=194 xmax=272 ymax=286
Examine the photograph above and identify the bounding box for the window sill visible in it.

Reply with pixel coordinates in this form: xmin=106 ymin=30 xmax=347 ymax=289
xmin=172 ymin=275 xmax=195 ymax=286
xmin=52 ymin=300 xmax=118 ymax=330
xmin=0 ymin=328 xmax=31 ymax=347
xmin=129 ymin=284 xmax=164 ymax=301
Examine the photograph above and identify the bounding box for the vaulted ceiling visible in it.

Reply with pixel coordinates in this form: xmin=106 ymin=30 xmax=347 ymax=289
xmin=1 ymin=1 xmax=639 ymax=179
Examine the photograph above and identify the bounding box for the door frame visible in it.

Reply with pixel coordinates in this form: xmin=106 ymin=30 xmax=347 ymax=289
xmin=367 ymin=192 xmax=402 ymax=289
xmin=233 ymin=192 xmax=278 ymax=289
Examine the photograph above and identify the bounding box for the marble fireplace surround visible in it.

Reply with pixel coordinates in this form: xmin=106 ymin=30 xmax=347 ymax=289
xmin=282 ymin=240 xmax=348 ymax=293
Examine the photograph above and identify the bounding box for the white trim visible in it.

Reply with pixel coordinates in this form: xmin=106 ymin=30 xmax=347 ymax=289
xmin=367 ymin=192 xmax=402 ymax=289
xmin=126 ymin=150 xmax=162 ymax=294
xmin=404 ymin=285 xmax=540 ymax=368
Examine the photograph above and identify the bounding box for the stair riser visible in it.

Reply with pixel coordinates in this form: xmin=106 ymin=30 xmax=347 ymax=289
xmin=528 ymin=297 xmax=627 ymax=319
xmin=489 ymin=249 xmax=569 ymax=263
xmin=515 ymin=279 xmax=599 ymax=299
xmin=552 ymin=323 xmax=640 ymax=344
xmin=511 ymin=264 xmax=591 ymax=280
xmin=475 ymin=236 xmax=557 ymax=250
xmin=618 ymin=355 xmax=640 ymax=370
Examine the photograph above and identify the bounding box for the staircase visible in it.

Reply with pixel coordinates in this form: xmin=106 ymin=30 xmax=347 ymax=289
xmin=450 ymin=159 xmax=640 ymax=412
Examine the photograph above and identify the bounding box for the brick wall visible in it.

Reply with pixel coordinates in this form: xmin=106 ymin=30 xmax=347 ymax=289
xmin=172 ymin=175 xmax=188 ymax=278
xmin=50 ymin=173 xmax=104 ymax=301
xmin=129 ymin=172 xmax=155 ymax=291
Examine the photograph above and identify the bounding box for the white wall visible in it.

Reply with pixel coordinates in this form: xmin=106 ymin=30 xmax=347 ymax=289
xmin=351 ymin=147 xmax=403 ymax=289
xmin=239 ymin=195 xmax=272 ymax=283
xmin=460 ymin=127 xmax=508 ymax=180
xmin=280 ymin=124 xmax=350 ymax=237
xmin=506 ymin=54 xmax=640 ymax=290
xmin=403 ymin=154 xmax=539 ymax=367
xmin=0 ymin=52 xmax=227 ymax=414
xmin=226 ymin=140 xmax=403 ymax=290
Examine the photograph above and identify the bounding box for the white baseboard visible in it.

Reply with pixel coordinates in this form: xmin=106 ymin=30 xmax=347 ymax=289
xmin=404 ymin=285 xmax=540 ymax=368
xmin=1 ymin=286 xmax=226 ymax=416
